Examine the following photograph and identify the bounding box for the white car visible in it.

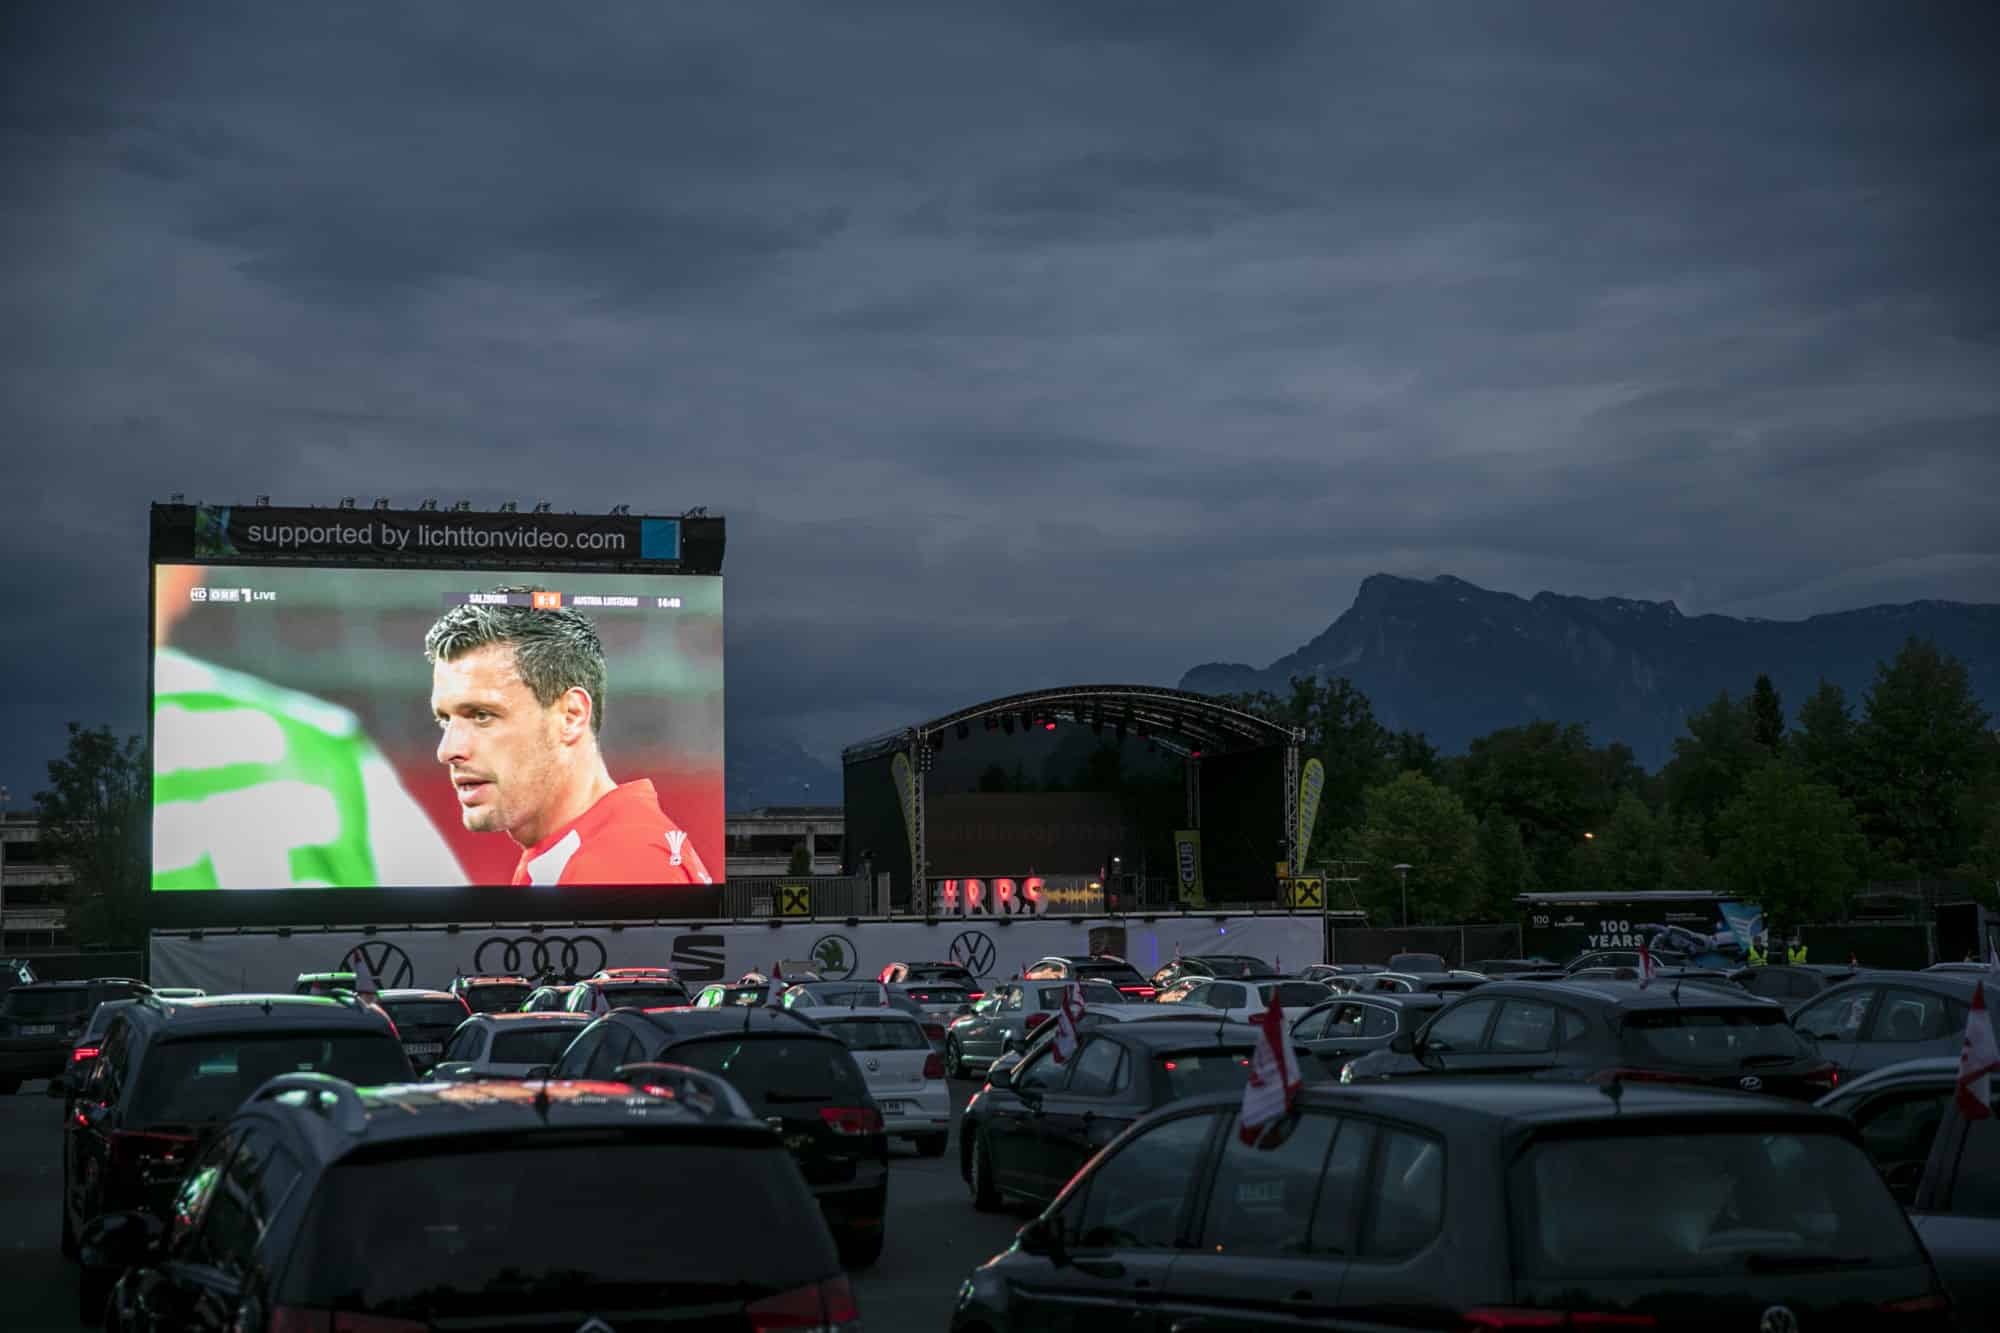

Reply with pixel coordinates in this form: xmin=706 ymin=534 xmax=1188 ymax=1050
xmin=431 ymin=1011 xmax=593 ymax=1080
xmin=794 ymin=1004 xmax=952 ymax=1156
xmin=1157 ymin=977 xmax=1334 ymax=1026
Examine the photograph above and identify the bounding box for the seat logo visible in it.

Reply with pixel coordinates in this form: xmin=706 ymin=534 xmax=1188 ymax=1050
xmin=474 ymin=934 xmax=608 ymax=979
xmin=1759 ymin=1307 xmax=1798 ymax=1333
xmin=1738 ymin=1075 xmax=1763 ymax=1092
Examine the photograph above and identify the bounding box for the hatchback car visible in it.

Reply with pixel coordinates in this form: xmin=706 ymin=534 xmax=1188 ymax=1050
xmin=1148 ymin=953 xmax=1271 ymax=990
xmin=431 ymin=1010 xmax=592 ymax=1081
xmin=446 ymin=974 xmax=535 ymax=1014
xmin=1290 ymin=992 xmax=1445 ymax=1075
xmin=1024 ymin=954 xmax=1159 ymax=999
xmin=797 ymin=1005 xmax=951 ymax=1156
xmin=1155 ymin=975 xmax=1333 ymax=1024
xmin=1343 ymin=977 xmax=1838 ymax=1099
xmin=1791 ymin=973 xmax=1979 ymax=1080
xmin=951 ymin=1081 xmax=1952 ymax=1331
xmin=548 ymin=1005 xmax=890 ymax=1266
xmin=944 ymin=978 xmax=1077 ymax=1077
xmin=564 ymin=975 xmax=693 ymax=1012
xmin=90 ymin=1071 xmax=860 ymax=1332
xmin=693 ymin=980 xmax=776 ymax=1007
xmin=1730 ymin=962 xmax=1866 ymax=1011
xmin=0 ymin=978 xmax=153 ymax=1094
xmin=879 ymin=959 xmax=984 ymax=999
xmin=374 ymin=988 xmax=471 ymax=1073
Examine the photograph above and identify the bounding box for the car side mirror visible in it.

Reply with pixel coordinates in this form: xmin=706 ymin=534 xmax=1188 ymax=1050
xmin=1017 ymin=1216 xmax=1069 ymax=1265
xmin=79 ymin=1211 xmax=165 ymax=1270
xmin=1389 ymin=1032 xmax=1416 ymax=1055
xmin=524 ymin=1064 xmax=553 ymax=1080
xmin=986 ymin=1064 xmax=1013 ymax=1091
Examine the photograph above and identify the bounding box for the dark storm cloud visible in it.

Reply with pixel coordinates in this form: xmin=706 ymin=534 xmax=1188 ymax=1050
xmin=3 ymin=0 xmax=1997 ymax=792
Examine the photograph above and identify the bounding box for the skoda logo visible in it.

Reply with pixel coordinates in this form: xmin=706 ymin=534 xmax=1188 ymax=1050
xmin=1759 ymin=1306 xmax=1798 ymax=1333
xmin=1738 ymin=1075 xmax=1763 ymax=1092
xmin=474 ymin=934 xmax=608 ymax=979
xmin=811 ymin=934 xmax=857 ymax=979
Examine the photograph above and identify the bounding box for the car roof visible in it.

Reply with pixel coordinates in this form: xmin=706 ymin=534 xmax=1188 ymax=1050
xmin=795 ymin=1004 xmax=920 ymax=1022
xmin=1094 ymin=1018 xmax=1264 ymax=1048
xmin=1306 ymin=991 xmax=1444 ymax=1011
xmin=379 ymin=989 xmax=460 ymax=1002
xmin=1814 ymin=972 xmax=1983 ymax=999
xmin=617 ymin=1006 xmax=830 ymax=1040
xmin=11 ymin=978 xmax=149 ymax=991
xmin=1277 ymin=1079 xmax=1853 ymax=1133
xmin=1823 ymin=1056 xmax=1959 ymax=1100
xmin=463 ymin=1010 xmax=591 ymax=1026
xmin=588 ymin=977 xmax=689 ymax=988
xmin=141 ymin=994 xmax=394 ymax=1033
xmin=454 ymin=975 xmax=530 ymax=985
xmin=1470 ymin=978 xmax=1777 ymax=1010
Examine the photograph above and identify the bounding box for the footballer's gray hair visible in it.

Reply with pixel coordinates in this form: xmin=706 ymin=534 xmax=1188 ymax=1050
xmin=424 ymin=588 xmax=608 ymax=735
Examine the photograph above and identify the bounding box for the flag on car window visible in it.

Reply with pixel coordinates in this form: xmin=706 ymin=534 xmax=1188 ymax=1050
xmin=1051 ymin=983 xmax=1084 ymax=1064
xmin=1239 ymin=987 xmax=1302 ymax=1145
xmin=1637 ymin=941 xmax=1659 ymax=989
xmin=767 ymin=963 xmax=785 ymax=1006
xmin=1957 ymin=981 xmax=1998 ymax=1121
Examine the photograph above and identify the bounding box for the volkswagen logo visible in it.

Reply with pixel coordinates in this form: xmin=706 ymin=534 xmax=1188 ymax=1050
xmin=950 ymin=929 xmax=997 ymax=978
xmin=340 ymin=941 xmax=414 ymax=989
xmin=474 ymin=934 xmax=608 ymax=980
xmin=1738 ymin=1075 xmax=1763 ymax=1092
xmin=1759 ymin=1306 xmax=1798 ymax=1333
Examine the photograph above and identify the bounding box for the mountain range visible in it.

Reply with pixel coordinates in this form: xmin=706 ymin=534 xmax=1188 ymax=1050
xmin=1179 ymin=574 xmax=2000 ymax=770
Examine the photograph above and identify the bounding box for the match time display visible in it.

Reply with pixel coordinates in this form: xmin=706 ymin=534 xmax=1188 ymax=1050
xmin=151 ymin=564 xmax=724 ymax=892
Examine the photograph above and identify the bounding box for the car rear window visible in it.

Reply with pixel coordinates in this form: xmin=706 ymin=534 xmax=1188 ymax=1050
xmin=461 ymin=985 xmax=531 ymax=1013
xmin=1073 ymin=962 xmax=1148 ymax=986
xmin=2 ymin=989 xmax=93 ymax=1021
xmin=489 ymin=1027 xmax=582 ymax=1065
xmin=661 ymin=1035 xmax=864 ymax=1107
xmin=600 ymin=986 xmax=688 ymax=1007
xmin=821 ymin=1017 xmax=929 ymax=1051
xmin=382 ymin=1000 xmax=469 ymax=1028
xmin=1513 ymin=1129 xmax=1923 ymax=1277
xmin=1158 ymin=1047 xmax=1255 ymax=1099
xmin=1619 ymin=1009 xmax=1809 ymax=1066
xmin=1258 ymin=982 xmax=1332 ymax=1007
xmin=280 ymin=1137 xmax=836 ymax=1319
xmin=906 ymin=968 xmax=973 ymax=985
xmin=129 ymin=1032 xmax=412 ymax=1124
xmin=902 ymin=987 xmax=968 ymax=1005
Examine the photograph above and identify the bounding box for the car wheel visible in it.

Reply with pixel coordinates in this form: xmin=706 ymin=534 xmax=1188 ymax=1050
xmin=838 ymin=1226 xmax=885 ymax=1269
xmin=914 ymin=1132 xmax=949 ymax=1158
xmin=969 ymin=1129 xmax=1003 ymax=1212
xmin=945 ymin=1037 xmax=965 ymax=1080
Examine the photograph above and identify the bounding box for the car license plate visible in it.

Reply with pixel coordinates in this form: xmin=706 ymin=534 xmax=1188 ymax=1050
xmin=879 ymin=1100 xmax=906 ymax=1114
xmin=408 ymin=1042 xmax=441 ymax=1055
xmin=22 ymin=1025 xmax=55 ymax=1036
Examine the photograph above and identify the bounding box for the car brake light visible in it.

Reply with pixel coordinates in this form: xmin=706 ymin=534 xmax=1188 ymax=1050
xmin=747 ymin=1275 xmax=861 ymax=1330
xmin=923 ymin=1052 xmax=944 ymax=1080
xmin=1465 ymin=1311 xmax=1656 ymax=1329
xmin=1805 ymin=1062 xmax=1839 ymax=1090
xmin=1879 ymin=1291 xmax=1949 ymax=1314
xmin=968 ymin=991 xmax=984 ymax=1001
xmin=1122 ymin=986 xmax=1157 ymax=997
xmin=922 ymin=1023 xmax=945 ymax=1042
xmin=269 ymin=1307 xmax=430 ymax=1332
xmin=71 ymin=1046 xmax=100 ymax=1063
xmin=1024 ymin=1012 xmax=1052 ymax=1031
xmin=819 ymin=1106 xmax=883 ymax=1136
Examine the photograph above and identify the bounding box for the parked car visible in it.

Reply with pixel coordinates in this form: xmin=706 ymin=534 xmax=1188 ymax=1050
xmin=1818 ymin=1056 xmax=1957 ymax=1203
xmin=90 ymin=1070 xmax=860 ymax=1331
xmin=1342 ymin=977 xmax=1838 ymax=1100
xmin=1908 ymin=1060 xmax=2000 ymax=1327
xmin=1148 ymin=954 xmax=1271 ymax=990
xmin=1729 ymin=962 xmax=1867 ymax=1011
xmin=148 ymin=988 xmax=205 ymax=1001
xmin=692 ymin=980 xmax=775 ymax=1007
xmin=549 ymin=1005 xmax=889 ymax=1266
xmin=1791 ymin=973 xmax=1980 ymax=1080
xmin=64 ymin=994 xmax=413 ymax=1321
xmin=944 ymin=978 xmax=1078 ymax=1077
xmin=1362 ymin=969 xmax=1489 ymax=996
xmin=0 ymin=978 xmax=152 ymax=1094
xmin=374 ymin=988 xmax=472 ymax=1073
xmin=1023 ymin=954 xmax=1159 ymax=999
xmin=1387 ymin=951 xmax=1450 ymax=974
xmin=798 ymin=1004 xmax=952 ymax=1156
xmin=291 ymin=971 xmax=356 ymax=996
xmin=519 ymin=982 xmax=576 ymax=1012
xmin=1290 ymin=992 xmax=1445 ymax=1075
xmin=879 ymin=959 xmax=984 ymax=999
xmin=446 ymin=974 xmax=535 ymax=1014
xmin=591 ymin=966 xmax=679 ymax=981
xmin=960 ymin=1017 xmax=1316 ymax=1214
xmin=1464 ymin=957 xmax=1556 ymax=977
xmin=563 ymin=975 xmax=693 ymax=1012
xmin=951 ymin=1080 xmax=1953 ymax=1331
xmin=57 ymin=998 xmax=145 ymax=1112
xmin=1155 ymin=976 xmax=1333 ymax=1025
xmin=1298 ymin=962 xmax=1386 ymax=985
xmin=431 ymin=1010 xmax=591 ymax=1081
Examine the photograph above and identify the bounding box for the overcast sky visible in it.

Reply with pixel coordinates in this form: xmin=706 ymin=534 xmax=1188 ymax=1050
xmin=4 ymin=1 xmax=1996 ymax=798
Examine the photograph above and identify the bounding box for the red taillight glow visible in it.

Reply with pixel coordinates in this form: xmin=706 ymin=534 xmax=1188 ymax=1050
xmin=922 ymin=1023 xmax=945 ymax=1043
xmin=1805 ymin=1063 xmax=1839 ymax=1090
xmin=968 ymin=992 xmax=984 ymax=1001
xmin=819 ymin=1106 xmax=883 ymax=1136
xmin=270 ymin=1306 xmax=430 ymax=1332
xmin=71 ymin=1046 xmax=100 ymax=1063
xmin=109 ymin=1128 xmax=197 ymax=1167
xmin=1465 ymin=1310 xmax=1656 ymax=1329
xmin=1880 ymin=1292 xmax=1949 ymax=1314
xmin=923 ymin=1052 xmax=945 ymax=1080
xmin=1120 ymin=986 xmax=1158 ymax=997
xmin=747 ymin=1275 xmax=860 ymax=1330
xmin=1024 ymin=1012 xmax=1052 ymax=1031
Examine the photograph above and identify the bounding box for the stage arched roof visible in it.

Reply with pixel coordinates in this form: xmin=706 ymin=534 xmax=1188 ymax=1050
xmin=842 ymin=684 xmax=1299 ymax=766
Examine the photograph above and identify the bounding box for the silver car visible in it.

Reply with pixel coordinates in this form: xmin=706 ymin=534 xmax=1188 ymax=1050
xmin=431 ymin=1011 xmax=592 ymax=1080
xmin=943 ymin=979 xmax=1075 ymax=1077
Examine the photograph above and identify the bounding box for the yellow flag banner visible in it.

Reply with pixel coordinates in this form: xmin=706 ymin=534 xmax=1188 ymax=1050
xmin=1174 ymin=829 xmax=1205 ymax=907
xmin=1294 ymin=758 xmax=1326 ymax=875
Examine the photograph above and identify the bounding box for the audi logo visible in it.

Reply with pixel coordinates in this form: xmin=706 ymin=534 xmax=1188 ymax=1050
xmin=474 ymin=934 xmax=608 ymax=979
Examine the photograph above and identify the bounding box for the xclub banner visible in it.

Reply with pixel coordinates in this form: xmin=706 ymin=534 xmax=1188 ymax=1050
xmin=150 ymin=915 xmax=1324 ymax=995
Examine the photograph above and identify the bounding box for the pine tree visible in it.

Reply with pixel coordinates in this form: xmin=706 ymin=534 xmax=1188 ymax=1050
xmin=1855 ymin=637 xmax=1994 ymax=875
xmin=1750 ymin=673 xmax=1786 ymax=753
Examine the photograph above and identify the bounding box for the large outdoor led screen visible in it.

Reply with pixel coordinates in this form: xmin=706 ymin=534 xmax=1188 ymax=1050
xmin=152 ymin=564 xmax=723 ymax=892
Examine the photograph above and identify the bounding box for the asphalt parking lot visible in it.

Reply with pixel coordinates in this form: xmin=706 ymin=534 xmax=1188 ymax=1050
xmin=0 ymin=1076 xmax=1020 ymax=1332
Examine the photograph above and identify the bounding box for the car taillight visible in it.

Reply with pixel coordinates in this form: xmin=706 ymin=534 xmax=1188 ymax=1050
xmin=968 ymin=991 xmax=984 ymax=1002
xmin=1465 ymin=1310 xmax=1656 ymax=1329
xmin=1024 ymin=1012 xmax=1052 ymax=1031
xmin=1804 ymin=1062 xmax=1839 ymax=1090
xmin=922 ymin=1022 xmax=945 ymax=1042
xmin=1121 ymin=986 xmax=1157 ymax=997
xmin=1879 ymin=1291 xmax=1950 ymax=1315
xmin=71 ymin=1046 xmax=100 ymax=1063
xmin=819 ymin=1106 xmax=883 ymax=1136
xmin=269 ymin=1307 xmax=430 ymax=1332
xmin=923 ymin=1052 xmax=944 ymax=1080
xmin=747 ymin=1274 xmax=861 ymax=1331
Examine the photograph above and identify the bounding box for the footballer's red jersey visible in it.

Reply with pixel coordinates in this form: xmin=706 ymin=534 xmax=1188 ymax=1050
xmin=511 ymin=780 xmax=713 ymax=887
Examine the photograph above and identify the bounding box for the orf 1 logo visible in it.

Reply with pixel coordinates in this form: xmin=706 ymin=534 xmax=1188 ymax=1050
xmin=531 ymin=591 xmax=563 ymax=609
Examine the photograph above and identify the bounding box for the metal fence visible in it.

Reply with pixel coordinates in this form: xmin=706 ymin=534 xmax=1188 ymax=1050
xmin=721 ymin=876 xmax=879 ymax=920
xmin=1327 ymin=924 xmax=1523 ymax=969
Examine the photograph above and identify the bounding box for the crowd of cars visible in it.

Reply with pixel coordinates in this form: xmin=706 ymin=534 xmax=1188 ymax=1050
xmin=0 ymin=944 xmax=1993 ymax=1330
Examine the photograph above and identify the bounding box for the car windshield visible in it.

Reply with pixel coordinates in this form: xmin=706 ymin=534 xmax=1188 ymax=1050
xmin=461 ymin=985 xmax=531 ymax=1014
xmin=821 ymin=1017 xmax=929 ymax=1051
xmin=129 ymin=1032 xmax=411 ymax=1124
xmin=600 ymin=986 xmax=688 ymax=1007
xmin=1257 ymin=982 xmax=1332 ymax=1007
xmin=280 ymin=1139 xmax=835 ymax=1319
xmin=1203 ymin=957 xmax=1268 ymax=977
xmin=382 ymin=1000 xmax=468 ymax=1029
xmin=2 ymin=989 xmax=92 ymax=1021
xmin=1158 ymin=1047 xmax=1255 ymax=1099
xmin=1514 ymin=1129 xmax=1923 ymax=1277
xmin=1073 ymin=962 xmax=1147 ymax=986
xmin=489 ymin=1027 xmax=582 ymax=1064
xmin=1620 ymin=1010 xmax=1808 ymax=1066
xmin=906 ymin=968 xmax=973 ymax=985
xmin=661 ymin=1036 xmax=865 ymax=1108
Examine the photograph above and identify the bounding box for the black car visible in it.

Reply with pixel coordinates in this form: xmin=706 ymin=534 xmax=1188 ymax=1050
xmin=1289 ymin=992 xmax=1445 ymax=1075
xmin=1818 ymin=1056 xmax=1958 ymax=1203
xmin=1361 ymin=969 xmax=1489 ymax=996
xmin=55 ymin=997 xmax=145 ymax=1111
xmin=880 ymin=960 xmax=985 ymax=999
xmin=447 ymin=974 xmax=535 ymax=1014
xmin=64 ymin=994 xmax=414 ymax=1321
xmin=1342 ymin=977 xmax=1838 ymax=1099
xmin=1791 ymin=972 xmax=1979 ymax=1080
xmin=951 ymin=1081 xmax=1951 ymax=1331
xmin=1387 ymin=951 xmax=1450 ymax=974
xmin=89 ymin=1071 xmax=861 ymax=1332
xmin=0 ymin=978 xmax=152 ymax=1094
xmin=1024 ymin=954 xmax=1159 ymax=999
xmin=1729 ymin=962 xmax=1866 ymax=1011
xmin=1298 ymin=962 xmax=1386 ymax=985
xmin=1148 ymin=954 xmax=1271 ymax=990
xmin=374 ymin=988 xmax=472 ymax=1072
xmin=564 ymin=975 xmax=693 ymax=1012
xmin=960 ymin=1017 xmax=1314 ymax=1214
xmin=1465 ymin=957 xmax=1557 ymax=977
xmin=548 ymin=1005 xmax=890 ymax=1266
xmin=1908 ymin=1063 xmax=2000 ymax=1327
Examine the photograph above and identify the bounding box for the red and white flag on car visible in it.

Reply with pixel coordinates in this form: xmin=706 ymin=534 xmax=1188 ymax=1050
xmin=766 ymin=963 xmax=785 ymax=1006
xmin=1051 ymin=983 xmax=1085 ymax=1064
xmin=1956 ymin=981 xmax=1998 ymax=1122
xmin=1637 ymin=941 xmax=1659 ymax=989
xmin=1239 ymin=987 xmax=1303 ymax=1145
